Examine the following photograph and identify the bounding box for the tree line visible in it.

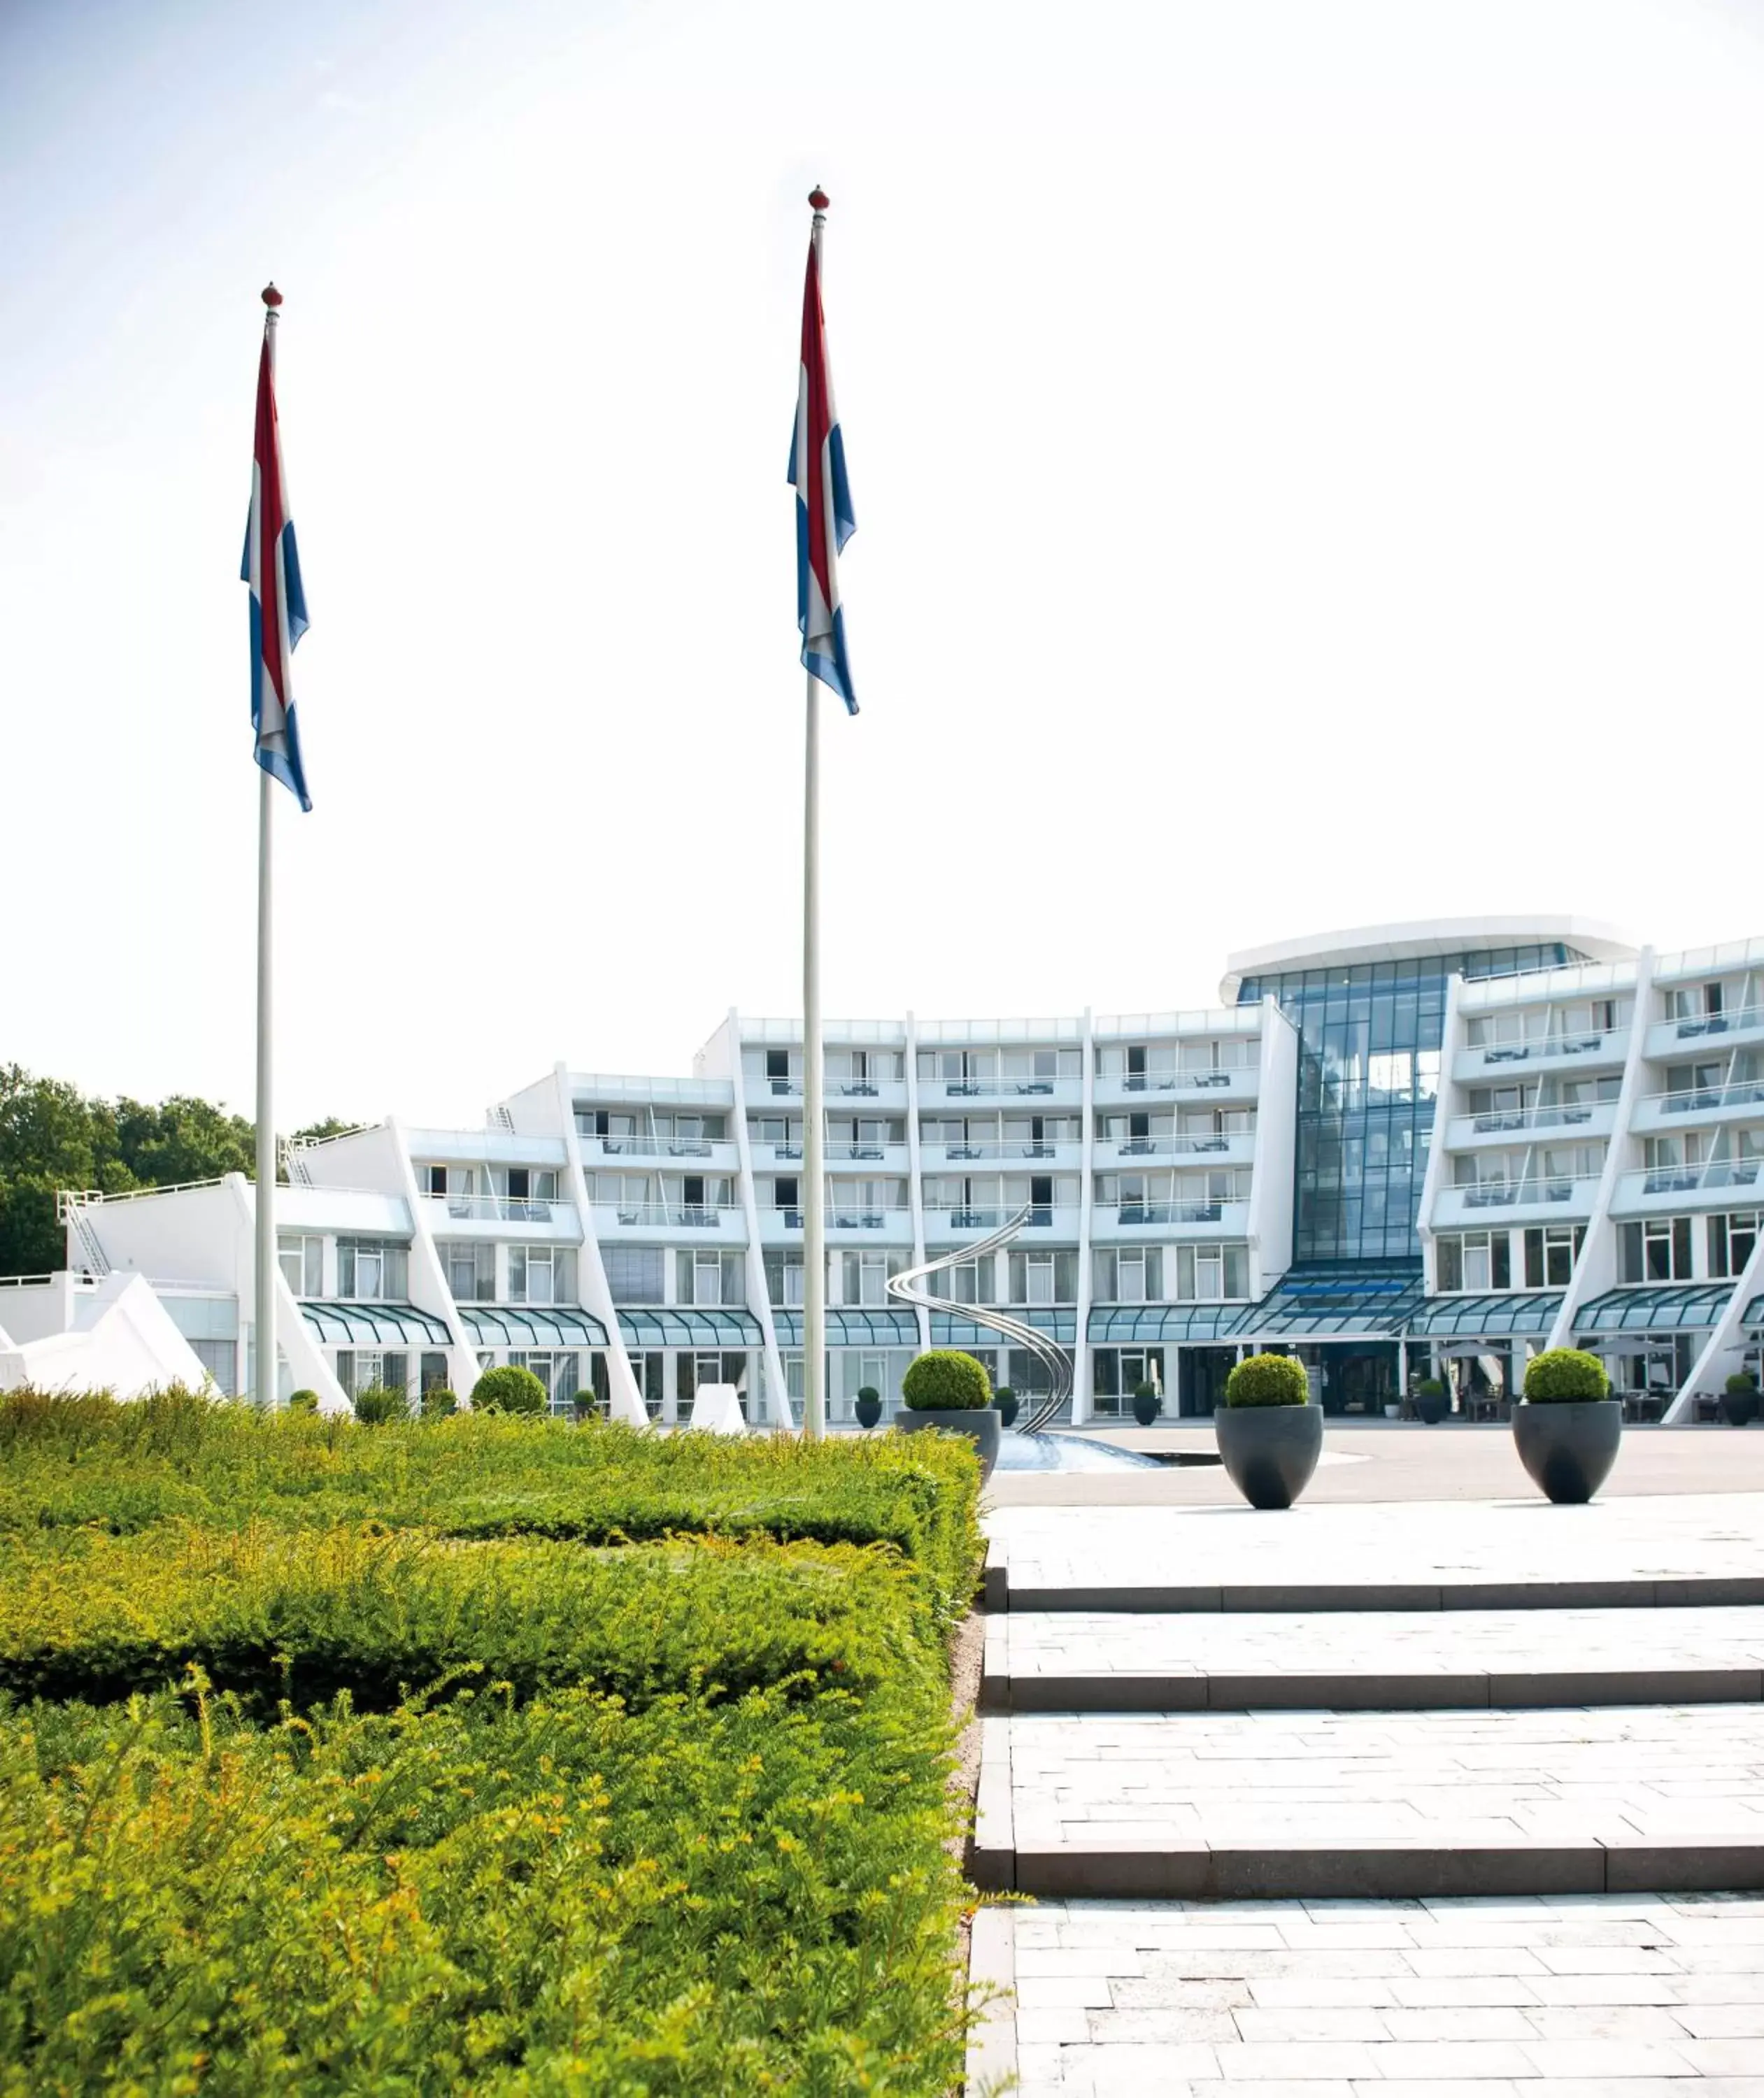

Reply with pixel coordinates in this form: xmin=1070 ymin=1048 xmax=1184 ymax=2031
xmin=0 ymin=1064 xmax=353 ymax=1277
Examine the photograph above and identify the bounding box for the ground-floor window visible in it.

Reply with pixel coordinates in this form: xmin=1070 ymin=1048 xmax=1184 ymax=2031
xmin=679 ymin=1351 xmax=748 ymax=1419
xmin=335 ymin=1350 xmax=411 ymax=1401
xmin=188 ymin=1337 xmax=236 ymax=1396
xmin=1091 ymin=1347 xmax=1167 ymax=1415
xmin=508 ymin=1350 xmax=581 ymax=1417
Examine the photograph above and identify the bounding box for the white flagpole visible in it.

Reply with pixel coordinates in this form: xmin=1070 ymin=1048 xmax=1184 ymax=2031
xmin=802 ymin=191 xmax=829 ymax=1442
xmin=254 ymin=283 xmax=280 ymax=1408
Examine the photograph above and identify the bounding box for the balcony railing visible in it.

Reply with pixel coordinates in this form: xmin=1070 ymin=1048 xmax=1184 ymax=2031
xmin=595 ymin=1202 xmax=727 ymax=1228
xmin=1107 ymin=1134 xmax=1246 ymax=1157
xmin=1662 ymin=1004 xmax=1764 ymax=1041
xmin=1448 ymin=1101 xmax=1606 ymax=1140
xmin=924 ymin=1204 xmax=1055 ymax=1229
xmin=1449 ymin=1176 xmax=1593 ymax=1210
xmin=772 ymin=1206 xmax=909 ymax=1230
xmin=426 ymin=1193 xmax=571 ymax=1225
xmin=937 ymin=1078 xmax=1074 ymax=1098
xmin=1466 ymin=1029 xmax=1625 ymax=1065
xmin=1628 ymin=1158 xmax=1763 ymax=1197
xmin=761 ymin=1077 xmax=803 ymax=1097
xmin=1097 ymin=1200 xmax=1233 ymax=1225
xmin=583 ymin=1135 xmax=719 ymax=1157
xmin=1112 ymin=1067 xmax=1256 ymax=1092
xmin=926 ymin=1141 xmax=1066 ymax=1160
xmin=1651 ymin=1079 xmax=1764 ymax=1115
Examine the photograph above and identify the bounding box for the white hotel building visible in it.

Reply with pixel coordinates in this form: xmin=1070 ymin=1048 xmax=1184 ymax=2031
xmin=10 ymin=918 xmax=1763 ymax=1425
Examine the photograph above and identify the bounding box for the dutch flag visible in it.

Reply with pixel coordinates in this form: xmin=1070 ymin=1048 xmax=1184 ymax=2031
xmin=790 ymin=190 xmax=857 ymax=714
xmin=242 ymin=287 xmax=311 ymax=810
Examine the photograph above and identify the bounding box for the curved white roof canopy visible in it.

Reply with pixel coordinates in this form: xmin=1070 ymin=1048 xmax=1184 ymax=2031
xmin=1219 ymin=917 xmax=1637 ymax=1005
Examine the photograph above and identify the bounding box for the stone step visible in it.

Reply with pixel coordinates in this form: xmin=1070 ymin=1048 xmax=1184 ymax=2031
xmin=987 ymin=1495 xmax=1764 ymax=1613
xmin=972 ymin=1704 xmax=1764 ymax=1899
xmin=983 ymin=1605 xmax=1764 ymax=1713
xmin=967 ymin=1892 xmax=1764 ymax=2098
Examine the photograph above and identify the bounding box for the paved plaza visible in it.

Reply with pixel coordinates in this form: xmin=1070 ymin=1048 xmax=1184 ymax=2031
xmin=968 ymin=1480 xmax=1764 ymax=2092
xmin=969 ymin=1894 xmax=1764 ymax=2097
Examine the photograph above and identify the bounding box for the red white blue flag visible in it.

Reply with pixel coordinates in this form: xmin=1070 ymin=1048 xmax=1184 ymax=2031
xmin=790 ymin=192 xmax=857 ymax=713
xmin=242 ymin=293 xmax=311 ymax=808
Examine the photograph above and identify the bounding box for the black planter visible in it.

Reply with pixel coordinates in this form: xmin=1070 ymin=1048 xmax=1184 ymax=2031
xmin=1512 ymin=1399 xmax=1622 ymax=1504
xmin=895 ymin=1406 xmax=1002 ymax=1481
xmin=996 ymin=1392 xmax=1020 ymax=1429
xmin=1131 ymin=1392 xmax=1162 ymax=1427
xmin=1415 ymin=1388 xmax=1449 ymax=1426
xmin=1214 ymin=1403 xmax=1323 ymax=1510
xmin=853 ymin=1394 xmax=883 ymax=1430
xmin=1721 ymin=1389 xmax=1761 ymax=1428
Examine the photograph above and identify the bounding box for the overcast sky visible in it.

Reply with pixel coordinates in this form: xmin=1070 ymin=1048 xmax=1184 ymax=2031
xmin=4 ymin=0 xmax=1763 ymax=1129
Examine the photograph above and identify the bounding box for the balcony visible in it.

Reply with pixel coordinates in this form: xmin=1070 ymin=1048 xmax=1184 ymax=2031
xmin=1609 ymin=1159 xmax=1764 ymax=1218
xmin=1090 ymin=1199 xmax=1251 ymax=1239
xmin=1452 ymin=1028 xmax=1628 ymax=1084
xmin=760 ymin=1204 xmax=914 ymax=1243
xmin=1431 ymin=1177 xmax=1602 ymax=1227
xmin=920 ymin=1139 xmax=1083 ymax=1169
xmin=1445 ymin=1101 xmax=1616 ymax=1149
xmin=591 ymin=1202 xmax=744 ymax=1241
xmin=423 ymin=1193 xmax=580 ymax=1238
xmin=930 ymin=1076 xmax=1083 ymax=1109
xmin=1094 ymin=1132 xmax=1256 ymax=1167
xmin=1644 ymin=1004 xmax=1764 ymax=1064
xmin=1630 ymin=1078 xmax=1764 ymax=1133
xmin=923 ymin=1203 xmax=1082 ymax=1241
xmin=581 ymin=1134 xmax=739 ymax=1170
xmin=1093 ymin=1065 xmax=1259 ymax=1108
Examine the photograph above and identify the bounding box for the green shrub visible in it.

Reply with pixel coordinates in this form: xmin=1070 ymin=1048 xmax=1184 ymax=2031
xmin=1416 ymin=1378 xmax=1447 ymax=1399
xmin=1522 ymin=1347 xmax=1611 ymax=1403
xmin=350 ymin=1382 xmax=410 ymax=1426
xmin=285 ymin=1387 xmax=320 ymax=1414
xmin=1728 ymin=1371 xmax=1761 ymax=1397
xmin=855 ymin=1385 xmax=880 ymax=1405
xmin=471 ymin=1364 xmax=547 ymax=1415
xmin=993 ymin=1386 xmax=1013 ymax=1406
xmin=420 ymin=1385 xmax=458 ymax=1420
xmin=900 ymin=1350 xmax=991 ymax=1412
xmin=1225 ymin=1353 xmax=1309 ymax=1408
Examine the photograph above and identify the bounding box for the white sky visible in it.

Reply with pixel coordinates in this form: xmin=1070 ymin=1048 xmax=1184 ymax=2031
xmin=4 ymin=0 xmax=1763 ymax=1129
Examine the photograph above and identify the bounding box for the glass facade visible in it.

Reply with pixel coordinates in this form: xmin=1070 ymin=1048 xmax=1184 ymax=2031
xmin=1238 ymin=943 xmax=1574 ymax=1264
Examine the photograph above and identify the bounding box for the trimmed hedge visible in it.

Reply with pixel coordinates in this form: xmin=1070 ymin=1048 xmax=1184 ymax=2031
xmin=0 ymin=1673 xmax=965 ymax=2093
xmin=900 ymin=1350 xmax=991 ymax=1411
xmin=1225 ymin=1353 xmax=1310 ymax=1408
xmin=470 ymin=1364 xmax=547 ymax=1415
xmin=1522 ymin=1347 xmax=1611 ymax=1403
xmin=0 ymin=1401 xmax=981 ymax=1631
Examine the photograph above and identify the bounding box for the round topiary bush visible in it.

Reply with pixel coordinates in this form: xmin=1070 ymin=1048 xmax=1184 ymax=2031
xmin=471 ymin=1364 xmax=548 ymax=1415
xmin=351 ymin=1383 xmax=410 ymax=1426
xmin=420 ymin=1385 xmax=458 ymax=1420
xmin=1522 ymin=1347 xmax=1610 ymax=1404
xmin=1728 ymin=1371 xmax=1761 ymax=1397
xmin=286 ymin=1388 xmax=320 ymax=1414
xmin=1417 ymin=1378 xmax=1446 ymax=1399
xmin=900 ymin=1349 xmax=992 ymax=1412
xmin=994 ymin=1384 xmax=1019 ymax=1427
xmin=1225 ymin=1353 xmax=1309 ymax=1408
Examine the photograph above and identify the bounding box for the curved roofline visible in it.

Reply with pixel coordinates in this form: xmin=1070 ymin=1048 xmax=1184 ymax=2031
xmin=1220 ymin=917 xmax=1637 ymax=1004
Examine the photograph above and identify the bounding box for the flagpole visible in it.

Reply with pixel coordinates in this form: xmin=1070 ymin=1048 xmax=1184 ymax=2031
xmin=254 ymin=283 xmax=280 ymax=1408
xmin=801 ymin=190 xmax=830 ymax=1442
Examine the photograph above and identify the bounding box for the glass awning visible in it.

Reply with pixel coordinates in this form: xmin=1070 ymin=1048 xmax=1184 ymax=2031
xmin=771 ymin=1308 xmax=918 ymax=1346
xmin=1573 ymin=1283 xmax=1739 ymax=1336
xmin=616 ymin=1308 xmax=764 ymax=1348
xmin=1745 ymin=1295 xmax=1764 ymax=1331
xmin=458 ymin=1305 xmax=608 ymax=1347
xmin=931 ymin=1310 xmax=1076 ymax=1348
xmin=1407 ymin=1292 xmax=1564 ymax=1339
xmin=301 ymin=1301 xmax=453 ymax=1345
xmin=1087 ymin=1304 xmax=1245 ymax=1343
xmin=1236 ymin=1262 xmax=1425 ymax=1340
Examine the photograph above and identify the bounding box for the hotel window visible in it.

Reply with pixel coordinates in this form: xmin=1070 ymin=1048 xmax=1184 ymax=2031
xmin=765 ymin=1250 xmax=806 ymax=1306
xmin=1435 ymin=1231 xmax=1509 ymax=1292
xmin=336 ymin=1239 xmax=408 ymax=1300
xmin=1621 ymin=1216 xmax=1693 ymax=1283
xmin=442 ymin=1241 xmax=495 ymax=1302
xmin=334 ymin=1350 xmax=410 ymax=1400
xmin=277 ymin=1234 xmax=322 ymax=1297
xmin=1175 ymin=1244 xmax=1248 ymax=1301
xmin=1522 ymin=1225 xmax=1582 ymax=1288
xmin=774 ymin=1176 xmax=800 ymax=1212
xmin=942 ymin=1257 xmax=987 ymax=1306
xmin=1007 ymin=1250 xmax=1077 ymax=1304
xmin=676 ymin=1250 xmax=743 ymax=1307
xmin=1710 ymin=1212 xmax=1762 ymax=1279
xmin=841 ymin=1250 xmax=897 ymax=1306
xmin=508 ymin=1350 xmax=580 ymax=1415
xmin=508 ymin=1246 xmax=576 ymax=1305
xmin=602 ymin=1246 xmax=664 ymax=1304
xmin=1094 ymin=1247 xmax=1163 ymax=1304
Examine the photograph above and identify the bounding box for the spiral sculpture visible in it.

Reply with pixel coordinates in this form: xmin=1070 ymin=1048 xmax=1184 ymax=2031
xmin=887 ymin=1204 xmax=1074 ymax=1433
